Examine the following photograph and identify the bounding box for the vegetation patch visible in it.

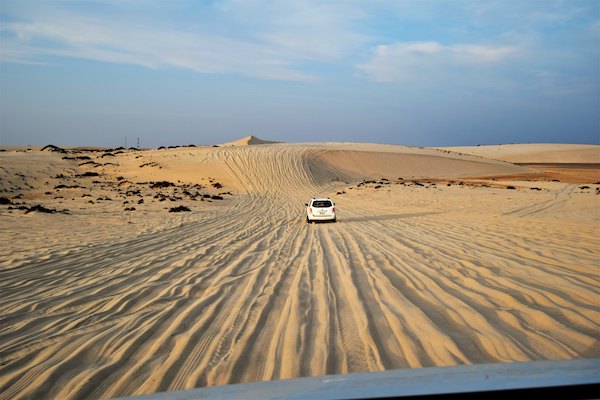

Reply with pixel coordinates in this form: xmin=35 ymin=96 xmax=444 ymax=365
xmin=150 ymin=181 xmax=175 ymax=188
xmin=169 ymin=206 xmax=191 ymax=212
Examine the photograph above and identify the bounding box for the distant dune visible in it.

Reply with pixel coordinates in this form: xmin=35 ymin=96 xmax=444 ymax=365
xmin=434 ymin=143 xmax=600 ymax=164
xmin=221 ymin=135 xmax=279 ymax=146
xmin=0 ymin=139 xmax=598 ymax=400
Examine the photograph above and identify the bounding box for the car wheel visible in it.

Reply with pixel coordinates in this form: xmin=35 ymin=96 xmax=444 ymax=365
xmin=306 ymin=217 xmax=311 ymax=223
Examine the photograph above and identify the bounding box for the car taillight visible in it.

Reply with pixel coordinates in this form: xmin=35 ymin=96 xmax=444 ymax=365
xmin=309 ymin=207 xmax=312 ymax=213
xmin=332 ymin=207 xmax=335 ymax=211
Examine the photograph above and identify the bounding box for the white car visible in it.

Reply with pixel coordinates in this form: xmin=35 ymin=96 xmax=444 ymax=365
xmin=306 ymin=198 xmax=336 ymax=223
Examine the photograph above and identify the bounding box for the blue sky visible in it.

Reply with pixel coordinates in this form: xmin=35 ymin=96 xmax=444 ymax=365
xmin=1 ymin=0 xmax=598 ymax=147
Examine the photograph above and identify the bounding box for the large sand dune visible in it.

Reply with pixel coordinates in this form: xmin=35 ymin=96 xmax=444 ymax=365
xmin=0 ymin=142 xmax=598 ymax=399
xmin=435 ymin=143 xmax=600 ymax=164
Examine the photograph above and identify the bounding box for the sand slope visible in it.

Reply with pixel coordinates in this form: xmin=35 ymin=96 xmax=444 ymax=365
xmin=434 ymin=143 xmax=600 ymax=164
xmin=0 ymin=143 xmax=598 ymax=400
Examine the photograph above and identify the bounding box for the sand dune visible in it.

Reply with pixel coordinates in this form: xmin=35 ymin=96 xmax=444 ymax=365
xmin=435 ymin=143 xmax=600 ymax=164
xmin=0 ymin=142 xmax=598 ymax=399
xmin=221 ymin=135 xmax=279 ymax=146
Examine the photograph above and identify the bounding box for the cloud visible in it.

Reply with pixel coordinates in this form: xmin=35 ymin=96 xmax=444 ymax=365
xmin=1 ymin=20 xmax=311 ymax=81
xmin=358 ymin=41 xmax=520 ymax=84
xmin=0 ymin=1 xmax=365 ymax=81
xmin=217 ymin=0 xmax=367 ymax=61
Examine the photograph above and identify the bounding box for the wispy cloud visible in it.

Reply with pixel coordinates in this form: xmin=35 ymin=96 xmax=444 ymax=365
xmin=358 ymin=41 xmax=519 ymax=84
xmin=1 ymin=20 xmax=308 ymax=81
xmin=0 ymin=1 xmax=364 ymax=81
xmin=216 ymin=0 xmax=367 ymax=61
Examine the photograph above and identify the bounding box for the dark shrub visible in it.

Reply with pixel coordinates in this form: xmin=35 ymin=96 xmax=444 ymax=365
xmin=169 ymin=206 xmax=191 ymax=212
xmin=150 ymin=181 xmax=175 ymax=188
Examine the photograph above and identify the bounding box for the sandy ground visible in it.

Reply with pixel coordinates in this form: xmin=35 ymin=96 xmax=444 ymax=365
xmin=0 ymin=141 xmax=599 ymax=399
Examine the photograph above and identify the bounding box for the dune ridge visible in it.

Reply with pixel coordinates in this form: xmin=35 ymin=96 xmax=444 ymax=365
xmin=0 ymin=142 xmax=598 ymax=399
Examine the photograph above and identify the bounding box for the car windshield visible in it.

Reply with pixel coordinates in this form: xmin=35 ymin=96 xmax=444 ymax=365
xmin=3 ymin=2 xmax=597 ymax=400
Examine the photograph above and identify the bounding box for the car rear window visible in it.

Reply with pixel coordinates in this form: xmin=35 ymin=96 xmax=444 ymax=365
xmin=312 ymin=200 xmax=332 ymax=208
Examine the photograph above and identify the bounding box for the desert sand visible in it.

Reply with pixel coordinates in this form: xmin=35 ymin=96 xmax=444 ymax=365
xmin=435 ymin=143 xmax=599 ymax=164
xmin=0 ymin=139 xmax=599 ymax=399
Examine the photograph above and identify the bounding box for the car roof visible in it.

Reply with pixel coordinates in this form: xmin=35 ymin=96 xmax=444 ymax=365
xmin=311 ymin=198 xmax=333 ymax=202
